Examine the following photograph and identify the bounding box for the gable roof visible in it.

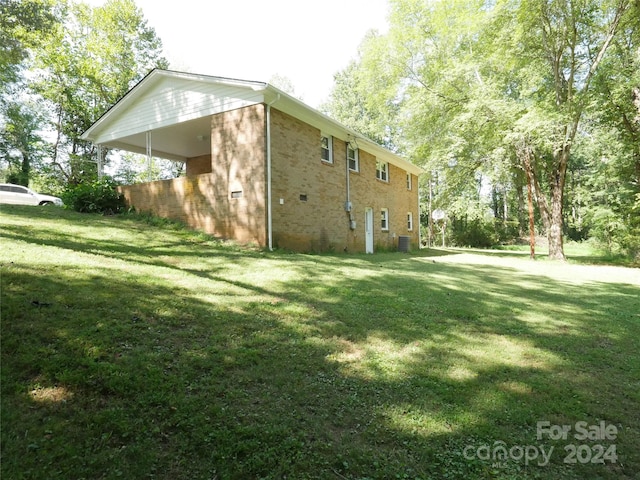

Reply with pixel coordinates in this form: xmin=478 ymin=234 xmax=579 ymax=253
xmin=81 ymin=69 xmax=423 ymax=175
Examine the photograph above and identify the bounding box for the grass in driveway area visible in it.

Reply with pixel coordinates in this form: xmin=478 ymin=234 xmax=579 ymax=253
xmin=1 ymin=205 xmax=639 ymax=480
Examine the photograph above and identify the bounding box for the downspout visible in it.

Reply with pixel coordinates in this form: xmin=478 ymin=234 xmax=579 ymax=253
xmin=346 ymin=137 xmax=356 ymax=231
xmin=346 ymin=139 xmax=351 ymax=212
xmin=265 ymin=94 xmax=280 ymax=251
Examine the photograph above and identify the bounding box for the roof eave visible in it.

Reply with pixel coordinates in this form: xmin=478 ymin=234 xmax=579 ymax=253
xmin=261 ymin=85 xmax=424 ymax=176
xmin=81 ymin=69 xmax=423 ymax=176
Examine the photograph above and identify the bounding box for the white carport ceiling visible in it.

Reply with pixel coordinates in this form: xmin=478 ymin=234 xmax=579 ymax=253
xmin=101 ymin=115 xmax=212 ymax=162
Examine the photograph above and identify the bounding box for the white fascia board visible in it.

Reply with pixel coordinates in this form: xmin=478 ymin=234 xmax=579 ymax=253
xmin=158 ymin=69 xmax=267 ymax=90
xmin=81 ymin=70 xmax=161 ymax=141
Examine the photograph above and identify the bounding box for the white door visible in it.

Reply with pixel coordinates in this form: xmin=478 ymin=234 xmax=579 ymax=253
xmin=365 ymin=207 xmax=374 ymax=254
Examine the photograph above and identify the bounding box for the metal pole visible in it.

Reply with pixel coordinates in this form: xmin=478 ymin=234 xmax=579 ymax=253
xmin=428 ymin=174 xmax=433 ymax=248
xmin=97 ymin=145 xmax=103 ymax=180
xmin=442 ymin=221 xmax=446 ymax=247
xmin=146 ymin=131 xmax=152 ymax=182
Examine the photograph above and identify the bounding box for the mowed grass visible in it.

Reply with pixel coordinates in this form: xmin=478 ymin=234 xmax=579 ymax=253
xmin=1 ymin=205 xmax=639 ymax=480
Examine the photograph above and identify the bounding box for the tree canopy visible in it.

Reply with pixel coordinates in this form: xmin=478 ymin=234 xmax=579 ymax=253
xmin=0 ymin=0 xmax=58 ymax=89
xmin=325 ymin=0 xmax=639 ymax=259
xmin=1 ymin=0 xmax=167 ymax=189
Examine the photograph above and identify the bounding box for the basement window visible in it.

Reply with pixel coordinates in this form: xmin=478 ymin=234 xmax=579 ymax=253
xmin=230 ymin=190 xmax=243 ymax=199
xmin=381 ymin=208 xmax=389 ymax=231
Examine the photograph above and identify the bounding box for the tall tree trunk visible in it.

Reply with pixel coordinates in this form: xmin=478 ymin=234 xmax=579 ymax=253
xmin=517 ymin=139 xmax=537 ymax=259
xmin=491 ymin=187 xmax=500 ymax=219
xmin=526 ymin=166 xmax=536 ymax=260
xmin=548 ymin=184 xmax=565 ymax=260
xmin=19 ymin=150 xmax=30 ymax=186
xmin=548 ymin=145 xmax=570 ymax=260
xmin=515 ymin=169 xmax=526 ymax=237
xmin=538 ymin=0 xmax=629 ymax=261
xmin=51 ymin=104 xmax=70 ymax=182
xmin=503 ymin=186 xmax=508 ymax=225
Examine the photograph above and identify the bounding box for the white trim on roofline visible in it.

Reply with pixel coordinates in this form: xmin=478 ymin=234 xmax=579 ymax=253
xmin=259 ymin=86 xmax=423 ymax=176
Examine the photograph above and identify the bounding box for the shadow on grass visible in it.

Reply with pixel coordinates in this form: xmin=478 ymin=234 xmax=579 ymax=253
xmin=2 ymin=208 xmax=640 ymax=480
xmin=490 ymin=243 xmax=638 ymax=267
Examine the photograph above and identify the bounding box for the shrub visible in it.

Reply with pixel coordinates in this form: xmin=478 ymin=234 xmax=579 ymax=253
xmin=494 ymin=220 xmax=520 ymax=244
xmin=5 ymin=170 xmax=28 ymax=186
xmin=448 ymin=217 xmax=498 ymax=248
xmin=62 ymin=179 xmax=126 ymax=214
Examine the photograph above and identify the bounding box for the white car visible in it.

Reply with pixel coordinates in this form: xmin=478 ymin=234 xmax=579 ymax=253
xmin=0 ymin=183 xmax=64 ymax=206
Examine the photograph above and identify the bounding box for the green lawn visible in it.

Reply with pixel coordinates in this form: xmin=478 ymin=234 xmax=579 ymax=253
xmin=1 ymin=205 xmax=639 ymax=480
xmin=494 ymin=241 xmax=638 ymax=267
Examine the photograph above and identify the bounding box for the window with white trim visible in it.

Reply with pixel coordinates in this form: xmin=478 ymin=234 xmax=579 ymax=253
xmin=376 ymin=160 xmax=388 ymax=182
xmin=407 ymin=173 xmax=412 ymax=190
xmin=381 ymin=208 xmax=389 ymax=231
xmin=321 ymin=134 xmax=333 ymax=163
xmin=407 ymin=212 xmax=413 ymax=231
xmin=348 ymin=145 xmax=359 ymax=172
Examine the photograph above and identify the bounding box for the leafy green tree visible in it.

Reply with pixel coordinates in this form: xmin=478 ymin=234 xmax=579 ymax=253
xmin=503 ymin=0 xmax=633 ymax=259
xmin=268 ymin=74 xmax=300 ymax=100
xmin=322 ymin=31 xmax=404 ymax=151
xmin=328 ymin=0 xmax=635 ymax=258
xmin=112 ymin=152 xmax=184 ymax=185
xmin=29 ymin=0 xmax=168 ymax=185
xmin=372 ymin=0 xmax=523 ymax=245
xmin=0 ymin=0 xmax=58 ymax=90
xmin=0 ymin=0 xmax=58 ymax=187
xmin=581 ymin=7 xmax=640 ymax=258
xmin=0 ymin=100 xmax=47 ymax=185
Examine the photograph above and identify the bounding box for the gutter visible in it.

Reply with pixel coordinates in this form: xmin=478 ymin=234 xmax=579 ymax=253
xmin=346 ymin=138 xmax=352 ymax=206
xmin=346 ymin=137 xmax=356 ymax=231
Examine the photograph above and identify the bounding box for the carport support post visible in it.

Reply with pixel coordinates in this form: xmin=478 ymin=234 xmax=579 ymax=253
xmin=97 ymin=145 xmax=103 ymax=180
xmin=146 ymin=131 xmax=152 ymax=182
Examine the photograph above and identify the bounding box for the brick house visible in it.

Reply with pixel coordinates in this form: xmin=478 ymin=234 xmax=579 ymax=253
xmin=81 ymin=69 xmax=422 ymax=253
